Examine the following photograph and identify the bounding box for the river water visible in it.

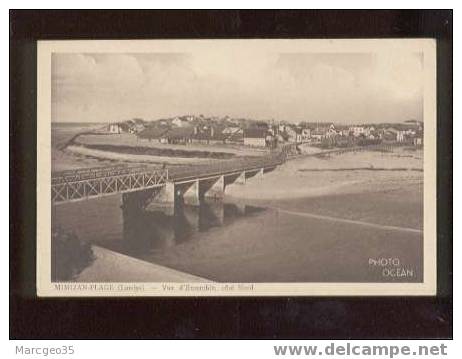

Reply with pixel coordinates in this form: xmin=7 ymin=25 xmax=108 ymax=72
xmin=53 ymin=184 xmax=423 ymax=283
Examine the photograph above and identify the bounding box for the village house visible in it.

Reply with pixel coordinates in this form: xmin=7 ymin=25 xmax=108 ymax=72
xmin=274 ymin=131 xmax=286 ymax=144
xmin=310 ymin=128 xmax=326 ymax=141
xmin=107 ymin=122 xmax=130 ymax=134
xmin=413 ymin=137 xmax=423 ymax=146
xmin=326 ymin=124 xmax=338 ymax=138
xmin=222 ymin=125 xmax=242 ymax=135
xmin=128 ymin=123 xmax=146 ymax=134
xmin=309 ymin=124 xmax=334 ymax=141
xmin=396 ymin=130 xmax=406 ymax=142
xmin=333 ymin=125 xmax=350 ymax=137
xmin=226 ymin=130 xmax=244 ymax=144
xmin=137 ymin=126 xmax=169 ymax=143
xmin=191 ymin=125 xmax=228 ymax=145
xmin=382 ymin=127 xmax=398 ymax=141
xmin=284 ymin=126 xmax=303 ymax=143
xmin=363 ymin=126 xmax=382 ymax=140
xmin=396 ymin=128 xmax=417 ymax=143
xmin=255 ymin=121 xmax=269 ymax=129
xmin=172 ymin=117 xmax=191 ymax=128
xmin=301 ymin=128 xmax=311 ymax=141
xmin=164 ymin=127 xmax=195 ymax=144
xmin=363 ymin=126 xmax=375 ymax=137
xmin=366 ymin=132 xmax=380 ymax=140
xmin=221 ymin=126 xmax=244 ymax=143
xmin=349 ymin=126 xmax=366 ymax=137
xmin=137 ymin=124 xmax=195 ymax=144
xmin=413 ymin=128 xmax=424 ymax=146
xmin=244 ymin=128 xmax=269 ymax=147
xmin=108 ymin=123 xmax=121 ymax=133
xmin=278 ymin=124 xmax=287 ymax=133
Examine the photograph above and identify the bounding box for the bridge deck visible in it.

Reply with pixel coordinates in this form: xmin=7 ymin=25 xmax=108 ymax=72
xmin=51 ymin=154 xmax=284 ymax=204
xmin=50 ymin=143 xmax=399 ymax=204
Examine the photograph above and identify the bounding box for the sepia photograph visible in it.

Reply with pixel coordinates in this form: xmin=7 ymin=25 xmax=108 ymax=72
xmin=36 ymin=39 xmax=437 ymax=296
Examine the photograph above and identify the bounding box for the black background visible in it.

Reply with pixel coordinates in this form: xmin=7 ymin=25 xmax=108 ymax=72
xmin=10 ymin=10 xmax=452 ymax=339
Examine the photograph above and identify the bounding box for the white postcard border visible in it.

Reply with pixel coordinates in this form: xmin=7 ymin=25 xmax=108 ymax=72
xmin=37 ymin=39 xmax=437 ymax=297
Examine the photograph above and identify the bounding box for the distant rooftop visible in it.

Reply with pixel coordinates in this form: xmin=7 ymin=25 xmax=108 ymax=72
xmin=244 ymin=128 xmax=268 ymax=138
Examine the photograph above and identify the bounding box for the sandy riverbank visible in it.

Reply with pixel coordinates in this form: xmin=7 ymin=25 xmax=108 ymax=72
xmin=76 ymin=133 xmax=268 ymax=157
xmin=66 ymin=145 xmax=222 ymax=166
xmin=226 ymin=148 xmax=423 ymax=201
xmin=52 ymin=127 xmax=268 ymax=171
xmin=75 ymin=246 xmax=209 ymax=282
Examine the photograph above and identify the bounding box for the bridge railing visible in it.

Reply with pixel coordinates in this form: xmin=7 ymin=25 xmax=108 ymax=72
xmin=51 ymin=165 xmax=160 ymax=185
xmin=51 ymin=152 xmax=285 ymax=204
xmin=51 ymin=167 xmax=169 ymax=204
xmin=52 ymin=154 xmax=283 ymax=186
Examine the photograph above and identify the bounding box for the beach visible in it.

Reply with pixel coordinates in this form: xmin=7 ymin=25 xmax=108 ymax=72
xmin=226 ymin=148 xmax=423 ymax=201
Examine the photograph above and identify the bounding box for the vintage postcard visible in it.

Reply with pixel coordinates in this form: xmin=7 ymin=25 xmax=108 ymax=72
xmin=37 ymin=39 xmax=436 ymax=296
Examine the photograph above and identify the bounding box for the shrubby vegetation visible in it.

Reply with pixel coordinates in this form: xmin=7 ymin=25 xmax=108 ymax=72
xmin=51 ymin=228 xmax=95 ymax=281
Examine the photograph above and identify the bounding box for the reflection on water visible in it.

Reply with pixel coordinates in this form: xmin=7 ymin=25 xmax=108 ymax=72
xmin=118 ymin=199 xmax=266 ymax=257
xmin=53 ymin=193 xmax=266 ymax=259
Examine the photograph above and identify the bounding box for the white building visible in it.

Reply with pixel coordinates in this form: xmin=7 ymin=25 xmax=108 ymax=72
xmin=301 ymin=128 xmax=311 ymax=141
xmin=244 ymin=128 xmax=268 ymax=147
xmin=172 ymin=117 xmax=189 ymax=127
xmin=284 ymin=126 xmax=301 ymax=143
xmin=364 ymin=126 xmax=375 ymax=137
xmin=108 ymin=123 xmax=123 ymax=134
xmin=397 ymin=129 xmax=417 ymax=142
xmin=349 ymin=126 xmax=365 ymax=137
xmin=222 ymin=126 xmax=242 ymax=135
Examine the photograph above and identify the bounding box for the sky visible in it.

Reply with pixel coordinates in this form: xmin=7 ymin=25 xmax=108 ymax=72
xmin=51 ymin=50 xmax=423 ymax=124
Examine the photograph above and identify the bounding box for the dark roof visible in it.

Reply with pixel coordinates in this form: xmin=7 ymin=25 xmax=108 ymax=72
xmin=167 ymin=127 xmax=195 ymax=139
xmin=116 ymin=122 xmax=130 ymax=131
xmin=192 ymin=127 xmax=228 ymax=141
xmin=244 ymin=128 xmax=268 ymax=138
xmin=211 ymin=133 xmax=228 ymax=141
xmin=293 ymin=127 xmax=303 ymax=134
xmin=138 ymin=126 xmax=169 ymax=139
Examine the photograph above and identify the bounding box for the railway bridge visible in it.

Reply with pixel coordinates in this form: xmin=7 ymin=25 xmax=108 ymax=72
xmin=51 ymin=154 xmax=284 ymax=207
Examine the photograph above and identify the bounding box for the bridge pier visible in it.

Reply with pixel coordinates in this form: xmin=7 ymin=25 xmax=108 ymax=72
xmin=200 ymin=175 xmax=225 ymax=200
xmin=122 ymin=191 xmax=151 ymax=211
xmin=223 ymin=171 xmax=246 ymax=188
xmin=246 ymin=168 xmax=264 ymax=181
xmin=144 ymin=182 xmax=175 ymax=215
xmin=177 ymin=180 xmax=200 ymax=206
xmin=234 ymin=171 xmax=246 ymax=185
